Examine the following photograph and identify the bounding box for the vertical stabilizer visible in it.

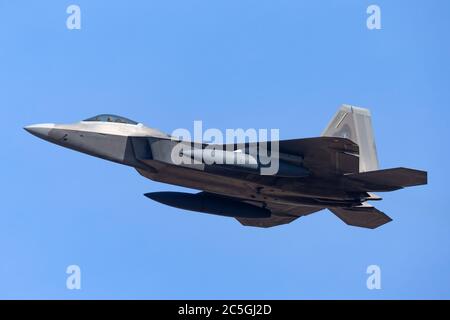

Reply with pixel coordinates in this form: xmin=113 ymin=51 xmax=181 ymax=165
xmin=322 ymin=105 xmax=379 ymax=172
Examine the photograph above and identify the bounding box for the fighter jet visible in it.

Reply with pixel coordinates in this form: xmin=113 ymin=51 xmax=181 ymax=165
xmin=25 ymin=105 xmax=427 ymax=229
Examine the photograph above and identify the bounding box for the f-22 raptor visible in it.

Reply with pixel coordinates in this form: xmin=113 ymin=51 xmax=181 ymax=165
xmin=25 ymin=105 xmax=427 ymax=229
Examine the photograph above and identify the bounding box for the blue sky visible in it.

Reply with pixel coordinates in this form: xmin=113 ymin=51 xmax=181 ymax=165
xmin=1 ymin=0 xmax=449 ymax=299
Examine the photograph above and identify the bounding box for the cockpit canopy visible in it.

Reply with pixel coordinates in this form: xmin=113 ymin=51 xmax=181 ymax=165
xmin=83 ymin=114 xmax=138 ymax=125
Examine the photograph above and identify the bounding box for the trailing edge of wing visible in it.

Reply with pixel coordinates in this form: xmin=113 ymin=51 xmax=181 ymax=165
xmin=236 ymin=215 xmax=299 ymax=228
xmin=236 ymin=202 xmax=324 ymax=228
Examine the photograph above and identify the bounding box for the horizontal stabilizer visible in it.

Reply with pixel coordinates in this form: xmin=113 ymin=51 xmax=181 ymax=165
xmin=346 ymin=167 xmax=427 ymax=191
xmin=329 ymin=205 xmax=392 ymax=229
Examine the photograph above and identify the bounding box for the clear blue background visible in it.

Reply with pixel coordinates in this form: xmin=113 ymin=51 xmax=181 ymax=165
xmin=1 ymin=0 xmax=448 ymax=299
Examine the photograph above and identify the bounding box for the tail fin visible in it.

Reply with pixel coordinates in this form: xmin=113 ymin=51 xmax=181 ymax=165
xmin=322 ymin=105 xmax=379 ymax=172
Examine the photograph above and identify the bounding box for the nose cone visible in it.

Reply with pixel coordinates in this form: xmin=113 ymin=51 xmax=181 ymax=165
xmin=24 ymin=123 xmax=56 ymax=140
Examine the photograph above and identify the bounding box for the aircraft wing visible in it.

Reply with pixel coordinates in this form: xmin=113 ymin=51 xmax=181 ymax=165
xmin=278 ymin=137 xmax=360 ymax=176
xmin=218 ymin=136 xmax=360 ymax=176
xmin=235 ymin=201 xmax=323 ymax=228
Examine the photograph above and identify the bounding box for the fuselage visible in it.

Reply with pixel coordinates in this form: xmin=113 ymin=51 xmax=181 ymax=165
xmin=25 ymin=115 xmax=367 ymax=209
xmin=26 ymin=107 xmax=428 ymax=229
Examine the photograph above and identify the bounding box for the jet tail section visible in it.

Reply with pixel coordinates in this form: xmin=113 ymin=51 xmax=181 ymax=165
xmin=346 ymin=167 xmax=427 ymax=191
xmin=322 ymin=105 xmax=379 ymax=172
xmin=329 ymin=205 xmax=392 ymax=229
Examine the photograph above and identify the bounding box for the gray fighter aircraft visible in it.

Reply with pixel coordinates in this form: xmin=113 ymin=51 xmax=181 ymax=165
xmin=25 ymin=105 xmax=427 ymax=229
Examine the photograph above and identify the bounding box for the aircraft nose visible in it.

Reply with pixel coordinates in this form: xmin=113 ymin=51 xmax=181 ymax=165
xmin=24 ymin=123 xmax=56 ymax=140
